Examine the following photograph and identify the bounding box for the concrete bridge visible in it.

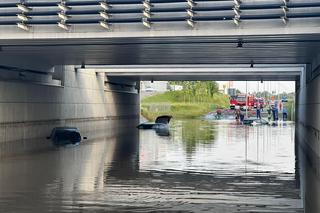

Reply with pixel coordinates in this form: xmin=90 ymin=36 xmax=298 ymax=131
xmin=0 ymin=0 xmax=320 ymax=212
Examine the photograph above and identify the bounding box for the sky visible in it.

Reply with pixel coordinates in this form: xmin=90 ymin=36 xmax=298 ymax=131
xmin=217 ymin=81 xmax=296 ymax=94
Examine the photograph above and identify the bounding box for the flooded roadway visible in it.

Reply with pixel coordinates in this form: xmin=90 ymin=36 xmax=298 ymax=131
xmin=0 ymin=119 xmax=303 ymax=212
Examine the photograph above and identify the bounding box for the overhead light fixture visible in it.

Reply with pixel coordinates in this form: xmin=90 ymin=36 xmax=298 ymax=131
xmin=17 ymin=22 xmax=30 ymax=31
xmin=57 ymin=21 xmax=70 ymax=30
xmin=100 ymin=1 xmax=111 ymax=10
xmin=99 ymin=20 xmax=110 ymax=29
xmin=99 ymin=11 xmax=110 ymax=20
xmin=187 ymin=19 xmax=195 ymax=28
xmin=250 ymin=61 xmax=254 ymax=68
xmin=237 ymin=39 xmax=243 ymax=48
xmin=142 ymin=18 xmax=151 ymax=28
xmin=17 ymin=13 xmax=30 ymax=22
xmin=17 ymin=3 xmax=32 ymax=13
xmin=187 ymin=0 xmax=196 ymax=8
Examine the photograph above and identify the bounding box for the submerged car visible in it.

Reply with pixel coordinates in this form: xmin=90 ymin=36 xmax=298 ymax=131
xmin=47 ymin=127 xmax=87 ymax=146
xmin=137 ymin=115 xmax=172 ymax=130
xmin=243 ymin=118 xmax=269 ymax=126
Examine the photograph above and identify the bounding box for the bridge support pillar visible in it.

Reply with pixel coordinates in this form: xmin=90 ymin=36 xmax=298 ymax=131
xmin=296 ymin=63 xmax=320 ymax=213
xmin=0 ymin=65 xmax=140 ymax=156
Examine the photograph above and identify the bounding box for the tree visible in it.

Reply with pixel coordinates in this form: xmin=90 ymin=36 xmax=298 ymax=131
xmin=168 ymin=81 xmax=220 ymax=103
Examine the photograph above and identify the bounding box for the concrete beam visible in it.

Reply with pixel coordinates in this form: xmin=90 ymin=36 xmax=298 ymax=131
xmin=83 ymin=65 xmax=302 ymax=81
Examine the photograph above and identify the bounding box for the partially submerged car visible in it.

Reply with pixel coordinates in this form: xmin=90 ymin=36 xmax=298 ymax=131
xmin=137 ymin=115 xmax=172 ymax=130
xmin=243 ymin=118 xmax=269 ymax=126
xmin=47 ymin=127 xmax=87 ymax=146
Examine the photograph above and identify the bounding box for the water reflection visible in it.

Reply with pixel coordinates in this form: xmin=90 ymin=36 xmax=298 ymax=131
xmin=0 ymin=120 xmax=303 ymax=212
xmin=155 ymin=126 xmax=170 ymax=137
xmin=171 ymin=119 xmax=216 ymax=155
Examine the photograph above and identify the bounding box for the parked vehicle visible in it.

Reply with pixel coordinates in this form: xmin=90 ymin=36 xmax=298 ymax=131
xmin=230 ymin=94 xmax=255 ymax=110
xmin=47 ymin=127 xmax=87 ymax=146
xmin=254 ymin=97 xmax=265 ymax=108
xmin=230 ymin=95 xmax=238 ymax=109
xmin=137 ymin=115 xmax=172 ymax=130
xmin=243 ymin=118 xmax=269 ymax=126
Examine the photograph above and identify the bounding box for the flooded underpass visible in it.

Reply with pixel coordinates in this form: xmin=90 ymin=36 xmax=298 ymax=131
xmin=0 ymin=119 xmax=303 ymax=213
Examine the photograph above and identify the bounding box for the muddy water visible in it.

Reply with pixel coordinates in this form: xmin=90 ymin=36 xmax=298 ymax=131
xmin=0 ymin=119 xmax=303 ymax=212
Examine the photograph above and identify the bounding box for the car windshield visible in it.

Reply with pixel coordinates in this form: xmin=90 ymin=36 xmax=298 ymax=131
xmin=237 ymin=96 xmax=246 ymax=102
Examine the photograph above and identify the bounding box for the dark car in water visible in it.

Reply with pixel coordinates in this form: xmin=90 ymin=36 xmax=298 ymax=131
xmin=243 ymin=118 xmax=269 ymax=126
xmin=137 ymin=115 xmax=172 ymax=130
xmin=47 ymin=127 xmax=86 ymax=146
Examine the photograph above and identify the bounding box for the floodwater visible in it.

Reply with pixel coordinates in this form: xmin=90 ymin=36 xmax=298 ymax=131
xmin=0 ymin=119 xmax=303 ymax=213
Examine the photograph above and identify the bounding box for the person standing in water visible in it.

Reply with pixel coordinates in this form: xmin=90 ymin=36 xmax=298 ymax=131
xmin=256 ymin=104 xmax=261 ymax=119
xmin=272 ymin=105 xmax=276 ymax=121
xmin=267 ymin=105 xmax=272 ymax=122
xmin=240 ymin=110 xmax=245 ymax=124
xmin=283 ymin=107 xmax=288 ymax=121
xmin=235 ymin=109 xmax=240 ymax=124
xmin=275 ymin=106 xmax=279 ymax=121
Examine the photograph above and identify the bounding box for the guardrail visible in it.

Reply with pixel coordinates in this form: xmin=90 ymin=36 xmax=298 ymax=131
xmin=0 ymin=0 xmax=319 ymax=30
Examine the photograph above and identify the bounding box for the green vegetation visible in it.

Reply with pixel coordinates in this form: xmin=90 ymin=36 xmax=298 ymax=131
xmin=141 ymin=81 xmax=229 ymax=121
xmin=284 ymin=100 xmax=295 ymax=121
xmin=175 ymin=119 xmax=216 ymax=154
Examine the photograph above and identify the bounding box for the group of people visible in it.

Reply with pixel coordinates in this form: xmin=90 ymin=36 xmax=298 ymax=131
xmin=234 ymin=101 xmax=288 ymax=124
xmin=263 ymin=101 xmax=288 ymax=122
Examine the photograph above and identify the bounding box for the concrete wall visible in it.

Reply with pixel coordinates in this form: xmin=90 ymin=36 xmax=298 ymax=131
xmin=0 ymin=65 xmax=140 ymax=157
xmin=296 ymin=64 xmax=320 ymax=213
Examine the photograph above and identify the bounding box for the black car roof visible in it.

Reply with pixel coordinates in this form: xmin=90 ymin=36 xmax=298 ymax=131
xmin=52 ymin=127 xmax=79 ymax=131
xmin=155 ymin=115 xmax=172 ymax=124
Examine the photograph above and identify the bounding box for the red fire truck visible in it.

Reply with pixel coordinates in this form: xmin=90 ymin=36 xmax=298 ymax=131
xmin=254 ymin=97 xmax=265 ymax=108
xmin=230 ymin=94 xmax=255 ymax=109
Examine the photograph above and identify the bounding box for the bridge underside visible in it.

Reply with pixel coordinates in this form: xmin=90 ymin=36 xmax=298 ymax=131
xmin=93 ymin=65 xmax=302 ymax=81
xmin=0 ymin=35 xmax=320 ymax=68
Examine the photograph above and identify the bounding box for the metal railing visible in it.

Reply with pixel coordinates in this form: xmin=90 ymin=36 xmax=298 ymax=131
xmin=0 ymin=0 xmax=319 ymax=31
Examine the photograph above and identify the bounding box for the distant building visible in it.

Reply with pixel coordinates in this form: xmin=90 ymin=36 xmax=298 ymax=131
xmin=218 ymin=81 xmax=235 ymax=94
xmin=170 ymin=85 xmax=183 ymax=91
xmin=227 ymin=88 xmax=236 ymax=96
xmin=141 ymin=81 xmax=170 ymax=92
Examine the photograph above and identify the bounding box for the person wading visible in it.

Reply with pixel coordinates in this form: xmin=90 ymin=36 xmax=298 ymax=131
xmin=267 ymin=105 xmax=272 ymax=122
xmin=256 ymin=104 xmax=261 ymax=119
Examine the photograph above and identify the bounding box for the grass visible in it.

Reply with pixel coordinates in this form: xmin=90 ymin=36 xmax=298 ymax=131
xmin=141 ymin=91 xmax=229 ymax=121
xmin=284 ymin=100 xmax=295 ymax=121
